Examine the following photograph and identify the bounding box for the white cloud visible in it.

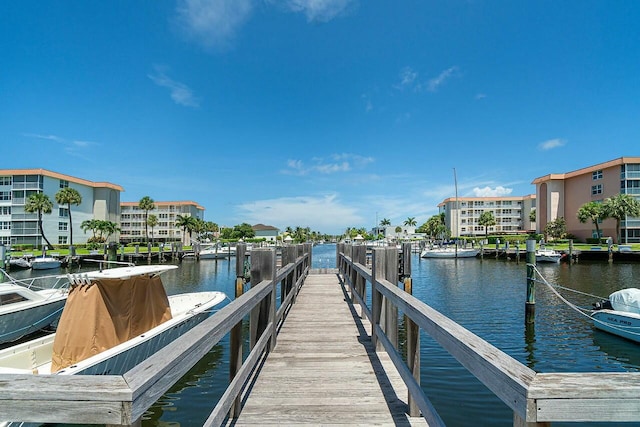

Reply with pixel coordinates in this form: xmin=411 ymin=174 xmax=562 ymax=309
xmin=279 ymin=0 xmax=356 ymax=22
xmin=539 ymin=138 xmax=566 ymax=150
xmin=282 ymin=153 xmax=374 ymax=175
xmin=395 ymin=67 xmax=418 ymax=90
xmin=426 ymin=66 xmax=459 ymax=92
xmin=24 ymin=133 xmax=98 ymax=157
xmin=472 ymin=186 xmax=513 ymax=197
xmin=176 ymin=0 xmax=253 ymax=50
xmin=475 ymin=93 xmax=486 ymax=100
xmin=237 ymin=194 xmax=363 ymax=234
xmin=148 ymin=66 xmax=200 ymax=107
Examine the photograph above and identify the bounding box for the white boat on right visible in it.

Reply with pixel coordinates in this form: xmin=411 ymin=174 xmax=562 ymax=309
xmin=420 ymin=246 xmax=479 ymax=259
xmin=592 ymin=288 xmax=640 ymax=343
xmin=535 ymin=248 xmax=564 ymax=263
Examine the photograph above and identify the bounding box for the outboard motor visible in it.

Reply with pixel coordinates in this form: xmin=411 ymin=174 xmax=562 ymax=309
xmin=593 ymin=299 xmax=613 ymax=310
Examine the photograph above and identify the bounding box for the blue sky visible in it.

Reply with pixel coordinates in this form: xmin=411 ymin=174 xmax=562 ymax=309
xmin=2 ymin=1 xmax=639 ymax=235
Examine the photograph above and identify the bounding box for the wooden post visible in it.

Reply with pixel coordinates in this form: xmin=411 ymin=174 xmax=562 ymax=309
xmin=371 ymin=248 xmax=384 ymax=350
xmin=608 ymin=237 xmax=613 ymax=263
xmin=515 ymin=242 xmax=520 ymax=264
xmin=404 ymin=277 xmax=420 ymax=417
xmin=569 ymin=239 xmax=574 ymax=264
xmin=480 ymin=240 xmax=484 ymax=260
xmin=353 ymin=245 xmax=367 ymax=317
xmin=269 ymin=247 xmax=277 ymax=351
xmin=525 ymin=239 xmax=536 ymax=324
xmin=384 ymin=247 xmax=399 ymax=349
xmin=0 ymin=245 xmax=5 ymax=270
xmin=230 ymin=244 xmax=246 ymax=418
xmin=107 ymin=242 xmax=117 ymax=263
xmin=249 ymin=249 xmax=274 ymax=349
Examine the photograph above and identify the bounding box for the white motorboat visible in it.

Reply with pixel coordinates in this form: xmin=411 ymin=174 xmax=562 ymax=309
xmin=420 ymin=246 xmax=479 ymax=259
xmin=592 ymin=288 xmax=640 ymax=343
xmin=0 ymin=270 xmax=69 ymax=344
xmin=30 ymin=257 xmax=62 ymax=270
xmin=535 ymin=248 xmax=563 ymax=263
xmin=8 ymin=256 xmax=31 ymax=269
xmin=0 ymin=264 xmax=226 ymax=375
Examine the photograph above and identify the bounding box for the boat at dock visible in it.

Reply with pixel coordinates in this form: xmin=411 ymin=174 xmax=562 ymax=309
xmin=0 ymin=270 xmax=69 ymax=344
xmin=30 ymin=256 xmax=61 ymax=270
xmin=420 ymin=246 xmax=479 ymax=258
xmin=0 ymin=264 xmax=227 ymax=376
xmin=592 ymin=288 xmax=640 ymax=343
xmin=535 ymin=248 xmax=563 ymax=263
xmin=8 ymin=256 xmax=31 ymax=269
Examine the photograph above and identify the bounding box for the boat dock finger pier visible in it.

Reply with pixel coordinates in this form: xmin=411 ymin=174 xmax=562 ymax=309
xmin=1 ymin=244 xmax=640 ymax=426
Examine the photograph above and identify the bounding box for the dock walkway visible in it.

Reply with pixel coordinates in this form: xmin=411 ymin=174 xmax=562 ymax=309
xmin=228 ymin=272 xmax=426 ymax=426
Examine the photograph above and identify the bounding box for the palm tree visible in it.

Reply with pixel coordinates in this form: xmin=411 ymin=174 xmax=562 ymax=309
xmin=478 ymin=211 xmax=496 ymax=237
xmin=55 ymin=187 xmax=82 ymax=248
xmin=81 ymin=219 xmax=100 ymax=240
xmin=602 ymin=194 xmax=640 ymax=244
xmin=24 ymin=193 xmax=54 ymax=250
xmin=175 ymin=214 xmax=197 ymax=244
xmin=98 ymin=220 xmax=120 ymax=242
xmin=577 ymin=201 xmax=605 ymax=240
xmin=404 ymin=217 xmax=417 ymax=227
xmin=138 ymin=196 xmax=155 ymax=244
xmin=147 ymin=214 xmax=158 ymax=247
xmin=380 ymin=218 xmax=391 ymax=226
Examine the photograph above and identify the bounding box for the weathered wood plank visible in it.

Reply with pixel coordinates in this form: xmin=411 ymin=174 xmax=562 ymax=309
xmin=228 ymin=273 xmax=428 ymax=426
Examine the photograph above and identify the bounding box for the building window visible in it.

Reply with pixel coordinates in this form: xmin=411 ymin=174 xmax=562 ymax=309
xmin=58 ymin=222 xmax=68 ymax=231
xmin=0 ymin=191 xmax=11 ymax=201
xmin=58 ymin=236 xmax=68 ymax=245
xmin=591 ymin=184 xmax=602 ymax=195
xmin=0 ymin=221 xmax=10 ymax=230
xmin=59 ymin=207 xmax=69 ymax=217
xmin=592 ymin=170 xmax=603 ymax=180
xmin=0 ymin=206 xmax=10 ymax=215
xmin=59 ymin=179 xmax=69 ymax=188
xmin=0 ymin=177 xmax=11 ymax=186
xmin=0 ymin=236 xmax=10 ymax=245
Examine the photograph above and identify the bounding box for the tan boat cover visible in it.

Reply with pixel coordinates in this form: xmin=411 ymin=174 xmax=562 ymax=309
xmin=51 ymin=274 xmax=172 ymax=373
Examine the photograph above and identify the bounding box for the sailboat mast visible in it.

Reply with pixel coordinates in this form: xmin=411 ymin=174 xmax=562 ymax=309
xmin=454 ymin=168 xmax=458 ymax=258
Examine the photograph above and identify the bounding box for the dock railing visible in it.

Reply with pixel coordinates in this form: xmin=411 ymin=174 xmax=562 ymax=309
xmin=337 ymin=243 xmax=640 ymax=426
xmin=0 ymin=243 xmax=312 ymax=426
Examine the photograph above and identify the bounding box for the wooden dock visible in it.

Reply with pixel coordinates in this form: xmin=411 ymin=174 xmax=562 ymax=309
xmin=228 ymin=272 xmax=426 ymax=426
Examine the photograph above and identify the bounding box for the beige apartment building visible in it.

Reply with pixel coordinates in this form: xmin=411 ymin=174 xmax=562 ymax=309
xmin=0 ymin=169 xmax=122 ymax=247
xmin=438 ymin=195 xmax=536 ymax=237
xmin=533 ymin=157 xmax=640 ymax=243
xmin=120 ymin=200 xmax=205 ymax=244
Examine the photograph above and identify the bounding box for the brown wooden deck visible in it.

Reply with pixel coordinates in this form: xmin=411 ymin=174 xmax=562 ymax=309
xmin=227 ymin=272 xmax=427 ymax=426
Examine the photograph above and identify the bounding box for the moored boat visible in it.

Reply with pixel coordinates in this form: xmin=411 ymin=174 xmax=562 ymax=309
xmin=0 ymin=264 xmax=227 ymax=375
xmin=0 ymin=270 xmax=69 ymax=344
xmin=30 ymin=257 xmax=61 ymax=270
xmin=8 ymin=256 xmax=31 ymax=269
xmin=420 ymin=246 xmax=479 ymax=258
xmin=592 ymin=288 xmax=640 ymax=343
xmin=535 ymin=248 xmax=563 ymax=263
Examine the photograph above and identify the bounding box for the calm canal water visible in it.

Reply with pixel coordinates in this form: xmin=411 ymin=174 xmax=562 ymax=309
xmin=7 ymin=245 xmax=640 ymax=426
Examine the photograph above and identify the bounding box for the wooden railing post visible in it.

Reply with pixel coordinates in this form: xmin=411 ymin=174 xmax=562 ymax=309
xmin=372 ymin=248 xmax=384 ymax=350
xmin=229 ymin=243 xmax=246 ymax=418
xmin=249 ymin=248 xmax=275 ymax=349
xmin=353 ymin=245 xmax=367 ymax=318
xmin=384 ymin=247 xmax=399 ymax=349
xmin=281 ymin=246 xmax=295 ymax=304
xmin=269 ymin=247 xmax=277 ymax=351
xmin=404 ymin=276 xmax=420 ymax=417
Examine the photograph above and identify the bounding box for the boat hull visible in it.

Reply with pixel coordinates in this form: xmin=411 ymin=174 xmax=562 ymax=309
xmin=31 ymin=259 xmax=61 ymax=270
xmin=421 ymin=249 xmax=479 ymax=258
xmin=591 ymin=309 xmax=640 ymax=343
xmin=0 ymin=298 xmax=66 ymax=344
xmin=0 ymin=291 xmax=226 ymax=375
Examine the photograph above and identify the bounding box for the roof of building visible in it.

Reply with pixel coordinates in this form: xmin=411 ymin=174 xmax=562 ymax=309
xmin=438 ymin=194 xmax=536 ymax=207
xmin=0 ymin=168 xmax=124 ymax=191
xmin=252 ymin=223 xmax=279 ymax=231
xmin=531 ymin=156 xmax=640 ymax=184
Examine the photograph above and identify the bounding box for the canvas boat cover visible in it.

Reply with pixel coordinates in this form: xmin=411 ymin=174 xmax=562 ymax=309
xmin=51 ymin=273 xmax=172 ymax=373
xmin=609 ymin=288 xmax=640 ymax=315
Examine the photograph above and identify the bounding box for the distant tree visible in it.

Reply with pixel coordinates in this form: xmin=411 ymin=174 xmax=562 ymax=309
xmin=423 ymin=213 xmax=446 ymax=239
xmin=380 ymin=218 xmax=391 ymax=226
xmin=602 ymin=194 xmax=640 ymax=244
xmin=577 ymin=202 xmax=605 ymax=240
xmin=404 ymin=217 xmax=417 ymax=227
xmin=98 ymin=220 xmax=120 ymax=242
xmin=395 ymin=226 xmax=402 ymax=234
xmin=25 ymin=193 xmax=54 ymax=250
xmin=529 ymin=209 xmax=536 ymax=223
xmin=147 ymin=214 xmax=158 ymax=246
xmin=55 ymin=187 xmax=82 ymax=247
xmin=175 ymin=214 xmax=197 ymax=244
xmin=138 ymin=196 xmax=155 ymax=244
xmin=478 ymin=211 xmax=496 ymax=237
xmin=81 ymin=219 xmax=100 ymax=240
xmin=544 ymin=217 xmax=567 ymax=240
